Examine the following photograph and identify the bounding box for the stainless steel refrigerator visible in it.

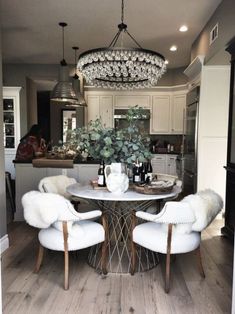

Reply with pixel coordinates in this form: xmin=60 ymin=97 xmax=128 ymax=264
xmin=183 ymin=86 xmax=200 ymax=195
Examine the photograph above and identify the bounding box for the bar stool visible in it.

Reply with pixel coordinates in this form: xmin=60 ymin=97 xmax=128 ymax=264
xmin=5 ymin=172 xmax=15 ymax=218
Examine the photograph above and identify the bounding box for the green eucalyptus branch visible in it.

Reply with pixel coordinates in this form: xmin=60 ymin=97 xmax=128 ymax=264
xmin=66 ymin=106 xmax=152 ymax=165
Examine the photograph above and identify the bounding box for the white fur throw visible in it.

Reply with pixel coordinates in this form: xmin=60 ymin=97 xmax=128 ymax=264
xmin=22 ymin=191 xmax=80 ymax=229
xmin=181 ymin=189 xmax=223 ymax=232
xmin=137 ymin=189 xmax=223 ymax=235
xmin=38 ymin=175 xmax=77 ymax=199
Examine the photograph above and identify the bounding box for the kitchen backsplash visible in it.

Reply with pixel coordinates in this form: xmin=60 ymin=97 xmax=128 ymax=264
xmin=150 ymin=134 xmax=183 ymax=154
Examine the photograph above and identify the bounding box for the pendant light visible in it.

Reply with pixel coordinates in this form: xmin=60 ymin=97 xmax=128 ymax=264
xmin=71 ymin=46 xmax=87 ymax=107
xmin=51 ymin=22 xmax=77 ymax=104
xmin=77 ymin=0 xmax=166 ymax=90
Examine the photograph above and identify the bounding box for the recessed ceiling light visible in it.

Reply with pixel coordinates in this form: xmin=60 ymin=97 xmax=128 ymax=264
xmin=179 ymin=25 xmax=188 ymax=32
xmin=170 ymin=45 xmax=177 ymax=52
xmin=165 ymin=60 xmax=169 ymax=64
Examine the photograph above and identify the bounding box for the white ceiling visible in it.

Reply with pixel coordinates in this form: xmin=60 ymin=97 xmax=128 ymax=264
xmin=1 ymin=0 xmax=222 ymax=68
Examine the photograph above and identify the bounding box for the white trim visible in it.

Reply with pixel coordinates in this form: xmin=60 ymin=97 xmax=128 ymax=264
xmin=184 ymin=55 xmax=205 ymax=81
xmin=0 ymin=234 xmax=9 ymax=254
xmin=84 ymin=84 xmax=188 ymax=93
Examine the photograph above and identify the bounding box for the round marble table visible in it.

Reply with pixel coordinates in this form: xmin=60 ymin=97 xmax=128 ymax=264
xmin=67 ymin=183 xmax=181 ymax=273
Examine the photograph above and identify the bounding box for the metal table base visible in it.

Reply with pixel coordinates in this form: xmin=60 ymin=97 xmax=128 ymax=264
xmin=87 ymin=199 xmax=160 ymax=273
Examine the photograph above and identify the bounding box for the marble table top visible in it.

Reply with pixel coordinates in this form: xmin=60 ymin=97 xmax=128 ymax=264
xmin=67 ymin=183 xmax=181 ymax=202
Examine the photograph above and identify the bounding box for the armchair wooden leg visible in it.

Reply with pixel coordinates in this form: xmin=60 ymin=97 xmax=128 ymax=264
xmin=63 ymin=221 xmax=69 ymax=290
xmin=101 ymin=214 xmax=108 ymax=275
xmin=64 ymin=249 xmax=69 ymax=290
xmin=130 ymin=210 xmax=137 ymax=275
xmin=165 ymin=251 xmax=171 ymax=293
xmin=34 ymin=243 xmax=44 ymax=273
xmin=165 ymin=224 xmax=172 ymax=293
xmin=196 ymin=246 xmax=205 ymax=278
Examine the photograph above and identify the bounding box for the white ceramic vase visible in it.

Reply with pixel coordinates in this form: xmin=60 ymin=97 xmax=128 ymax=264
xmin=104 ymin=163 xmax=129 ymax=194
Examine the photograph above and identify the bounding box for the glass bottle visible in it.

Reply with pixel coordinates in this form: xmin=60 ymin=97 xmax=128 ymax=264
xmin=140 ymin=162 xmax=147 ymax=183
xmin=133 ymin=159 xmax=140 ymax=183
xmin=146 ymin=160 xmax=153 ymax=182
xmin=98 ymin=161 xmax=106 ymax=187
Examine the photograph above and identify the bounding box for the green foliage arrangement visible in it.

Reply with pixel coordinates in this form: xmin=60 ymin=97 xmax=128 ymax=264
xmin=67 ymin=106 xmax=152 ymax=165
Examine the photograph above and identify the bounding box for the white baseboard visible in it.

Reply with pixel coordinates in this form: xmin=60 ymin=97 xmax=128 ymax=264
xmin=0 ymin=234 xmax=9 ymax=254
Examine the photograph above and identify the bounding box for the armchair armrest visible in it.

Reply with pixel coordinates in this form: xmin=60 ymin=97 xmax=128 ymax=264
xmin=136 ymin=211 xmax=158 ymax=222
xmin=78 ymin=210 xmax=102 ymax=221
xmin=136 ymin=201 xmax=196 ymax=224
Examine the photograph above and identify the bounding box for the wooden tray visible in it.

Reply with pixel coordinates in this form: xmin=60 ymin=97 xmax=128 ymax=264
xmin=133 ymin=183 xmax=174 ymax=195
xmin=90 ymin=180 xmax=107 ymax=190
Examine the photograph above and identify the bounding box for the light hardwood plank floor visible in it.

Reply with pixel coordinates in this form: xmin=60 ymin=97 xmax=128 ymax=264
xmin=2 ymin=220 xmax=233 ymax=314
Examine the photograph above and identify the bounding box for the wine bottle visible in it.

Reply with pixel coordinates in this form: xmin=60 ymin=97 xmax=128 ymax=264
xmin=140 ymin=162 xmax=147 ymax=183
xmin=98 ymin=161 xmax=106 ymax=187
xmin=146 ymin=160 xmax=153 ymax=182
xmin=133 ymin=160 xmax=140 ymax=183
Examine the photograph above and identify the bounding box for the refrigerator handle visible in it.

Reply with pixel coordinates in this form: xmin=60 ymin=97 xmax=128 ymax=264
xmin=184 ymin=170 xmax=194 ymax=178
xmin=224 ymin=166 xmax=235 ymax=173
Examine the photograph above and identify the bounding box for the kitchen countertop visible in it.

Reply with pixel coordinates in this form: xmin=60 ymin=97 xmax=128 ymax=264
xmin=152 ymin=152 xmax=180 ymax=155
xmin=13 ymin=158 xmax=100 ymax=164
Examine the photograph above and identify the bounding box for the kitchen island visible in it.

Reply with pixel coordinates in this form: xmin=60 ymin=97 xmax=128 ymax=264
xmin=13 ymin=159 xmax=100 ymax=221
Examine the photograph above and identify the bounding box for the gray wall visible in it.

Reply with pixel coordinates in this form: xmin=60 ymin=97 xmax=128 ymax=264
xmin=191 ymin=0 xmax=235 ymax=65
xmin=0 ymin=13 xmax=7 ymax=238
xmin=158 ymin=67 xmax=188 ymax=86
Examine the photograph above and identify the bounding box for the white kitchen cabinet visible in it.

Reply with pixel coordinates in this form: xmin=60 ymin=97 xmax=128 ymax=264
xmin=151 ymin=154 xmax=177 ymax=176
xmin=151 ymin=155 xmax=167 ymax=174
xmin=3 ymin=87 xmax=21 ymax=179
xmin=151 ymin=95 xmax=171 ymax=134
xmin=15 ymin=164 xmax=47 ymax=220
xmin=100 ymin=96 xmax=113 ymax=127
xmin=77 ymin=164 xmax=99 ymax=185
xmin=85 ymin=89 xmax=187 ymax=134
xmin=171 ymin=94 xmax=186 ymax=134
xmin=151 ymin=93 xmax=186 ymax=134
xmin=166 ymin=155 xmax=177 ymax=176
xmin=114 ymin=95 xmax=150 ymax=109
xmin=86 ymin=95 xmax=100 ymax=122
xmin=86 ymin=94 xmax=113 ymax=127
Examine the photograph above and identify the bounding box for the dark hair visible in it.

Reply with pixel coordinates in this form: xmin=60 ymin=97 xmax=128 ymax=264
xmin=20 ymin=124 xmax=42 ymax=144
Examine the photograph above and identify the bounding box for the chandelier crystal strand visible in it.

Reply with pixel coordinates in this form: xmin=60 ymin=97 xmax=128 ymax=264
xmin=77 ymin=0 xmax=166 ymax=89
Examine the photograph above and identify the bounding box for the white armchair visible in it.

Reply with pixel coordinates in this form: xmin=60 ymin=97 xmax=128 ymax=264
xmin=131 ymin=189 xmax=223 ymax=293
xmin=38 ymin=175 xmax=94 ymax=212
xmin=22 ymin=191 xmax=108 ymax=290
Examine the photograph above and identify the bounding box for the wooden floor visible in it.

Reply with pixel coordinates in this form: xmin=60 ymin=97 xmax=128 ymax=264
xmin=2 ymin=220 xmax=233 ymax=314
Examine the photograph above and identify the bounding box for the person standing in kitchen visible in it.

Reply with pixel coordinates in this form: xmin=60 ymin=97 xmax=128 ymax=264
xmin=15 ymin=124 xmax=46 ymax=161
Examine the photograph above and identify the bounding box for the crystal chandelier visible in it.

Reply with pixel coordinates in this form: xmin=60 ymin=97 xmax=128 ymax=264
xmin=77 ymin=0 xmax=166 ymax=90
xmin=51 ymin=22 xmax=78 ymax=104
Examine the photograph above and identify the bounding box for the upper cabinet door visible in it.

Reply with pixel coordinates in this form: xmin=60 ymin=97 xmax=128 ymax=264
xmin=87 ymin=95 xmax=100 ymax=122
xmin=115 ymin=95 xmax=150 ymax=109
xmin=171 ymin=94 xmax=186 ymax=134
xmin=100 ymin=96 xmax=113 ymax=128
xmin=151 ymin=95 xmax=171 ymax=134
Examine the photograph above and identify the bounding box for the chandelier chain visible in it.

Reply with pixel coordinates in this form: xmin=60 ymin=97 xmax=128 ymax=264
xmin=62 ymin=27 xmax=64 ymax=60
xmin=126 ymin=30 xmax=142 ymax=48
xmin=121 ymin=0 xmax=124 ymax=24
xmin=59 ymin=22 xmax=67 ymax=65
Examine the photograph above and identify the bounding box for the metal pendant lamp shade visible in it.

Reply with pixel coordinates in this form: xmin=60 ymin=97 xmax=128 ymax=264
xmin=51 ymin=22 xmax=78 ymax=104
xmin=51 ymin=65 xmax=78 ymax=103
xmin=77 ymin=0 xmax=166 ymax=90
